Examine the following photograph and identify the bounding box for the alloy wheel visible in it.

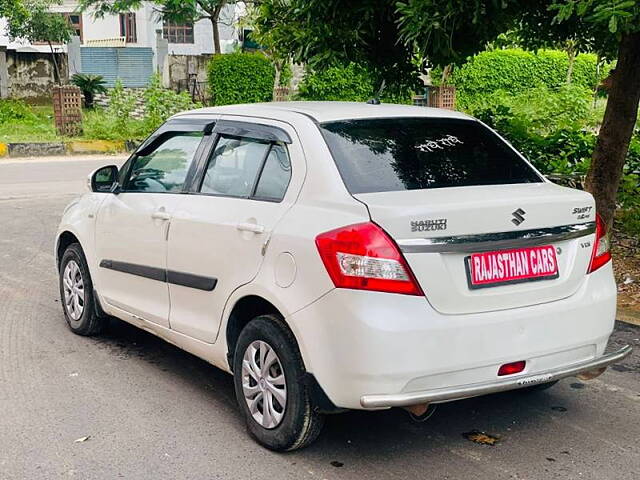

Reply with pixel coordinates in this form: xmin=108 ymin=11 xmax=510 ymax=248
xmin=241 ymin=340 xmax=287 ymax=429
xmin=62 ymin=260 xmax=85 ymax=321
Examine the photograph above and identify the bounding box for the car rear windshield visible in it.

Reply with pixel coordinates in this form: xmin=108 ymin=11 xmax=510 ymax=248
xmin=320 ymin=118 xmax=543 ymax=194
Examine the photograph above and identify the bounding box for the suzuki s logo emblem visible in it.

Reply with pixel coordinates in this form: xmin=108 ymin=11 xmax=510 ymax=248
xmin=511 ymin=208 xmax=526 ymax=226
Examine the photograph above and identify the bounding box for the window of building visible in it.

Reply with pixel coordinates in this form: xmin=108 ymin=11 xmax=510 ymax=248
xmin=119 ymin=12 xmax=137 ymax=43
xmin=163 ymin=21 xmax=195 ymax=44
xmin=34 ymin=13 xmax=82 ymax=44
xmin=64 ymin=13 xmax=83 ymax=42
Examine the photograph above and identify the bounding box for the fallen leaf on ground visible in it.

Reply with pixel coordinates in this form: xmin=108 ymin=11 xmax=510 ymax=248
xmin=462 ymin=430 xmax=500 ymax=446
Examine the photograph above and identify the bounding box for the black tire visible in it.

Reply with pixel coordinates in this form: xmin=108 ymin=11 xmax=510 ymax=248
xmin=59 ymin=243 xmax=107 ymax=336
xmin=519 ymin=380 xmax=559 ymax=393
xmin=233 ymin=314 xmax=324 ymax=451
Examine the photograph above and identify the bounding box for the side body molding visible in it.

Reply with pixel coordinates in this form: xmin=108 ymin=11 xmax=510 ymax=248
xmin=99 ymin=260 xmax=217 ymax=291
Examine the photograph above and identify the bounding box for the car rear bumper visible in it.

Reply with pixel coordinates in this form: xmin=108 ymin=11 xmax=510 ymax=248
xmin=287 ymin=262 xmax=620 ymax=410
xmin=360 ymin=344 xmax=632 ymax=408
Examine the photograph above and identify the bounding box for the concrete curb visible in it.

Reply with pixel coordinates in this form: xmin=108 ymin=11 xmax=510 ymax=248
xmin=66 ymin=140 xmax=126 ymax=154
xmin=0 ymin=140 xmax=130 ymax=158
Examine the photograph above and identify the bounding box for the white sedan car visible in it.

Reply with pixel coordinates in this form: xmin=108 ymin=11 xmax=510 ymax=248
xmin=56 ymin=102 xmax=631 ymax=451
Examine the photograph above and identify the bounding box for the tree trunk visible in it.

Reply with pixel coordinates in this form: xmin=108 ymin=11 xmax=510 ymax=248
xmin=441 ymin=64 xmax=452 ymax=85
xmin=566 ymin=46 xmax=576 ymax=84
xmin=85 ymin=91 xmax=94 ymax=109
xmin=210 ymin=2 xmax=225 ymax=55
xmin=274 ymin=62 xmax=281 ymax=88
xmin=47 ymin=41 xmax=62 ymax=85
xmin=585 ymin=31 xmax=640 ymax=229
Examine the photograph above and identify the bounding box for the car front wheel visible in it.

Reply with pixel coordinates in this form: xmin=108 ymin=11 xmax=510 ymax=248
xmin=233 ymin=314 xmax=324 ymax=451
xmin=59 ymin=243 xmax=107 ymax=336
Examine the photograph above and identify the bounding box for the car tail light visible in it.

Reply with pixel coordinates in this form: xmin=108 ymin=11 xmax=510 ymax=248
xmin=315 ymin=222 xmax=424 ymax=296
xmin=498 ymin=361 xmax=526 ymax=376
xmin=587 ymin=213 xmax=611 ymax=274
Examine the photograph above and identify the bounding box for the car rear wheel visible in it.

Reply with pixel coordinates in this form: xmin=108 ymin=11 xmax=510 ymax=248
xmin=59 ymin=243 xmax=107 ymax=336
xmin=233 ymin=314 xmax=324 ymax=451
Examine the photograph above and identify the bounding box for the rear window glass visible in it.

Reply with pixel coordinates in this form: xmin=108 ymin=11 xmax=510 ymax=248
xmin=320 ymin=118 xmax=542 ymax=194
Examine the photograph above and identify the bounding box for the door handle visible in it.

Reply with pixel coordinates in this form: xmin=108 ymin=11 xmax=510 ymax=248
xmin=236 ymin=222 xmax=265 ymax=234
xmin=151 ymin=209 xmax=171 ymax=221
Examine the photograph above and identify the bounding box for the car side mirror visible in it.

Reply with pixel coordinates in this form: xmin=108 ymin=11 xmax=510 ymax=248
xmin=90 ymin=165 xmax=119 ymax=193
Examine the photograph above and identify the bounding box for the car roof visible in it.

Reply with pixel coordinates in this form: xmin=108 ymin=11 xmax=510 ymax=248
xmin=174 ymin=101 xmax=472 ymax=124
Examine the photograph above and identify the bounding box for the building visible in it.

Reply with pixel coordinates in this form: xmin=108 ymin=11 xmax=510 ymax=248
xmin=0 ymin=1 xmax=244 ymax=99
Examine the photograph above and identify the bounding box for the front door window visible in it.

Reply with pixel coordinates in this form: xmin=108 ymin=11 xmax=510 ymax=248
xmin=125 ymin=133 xmax=204 ymax=193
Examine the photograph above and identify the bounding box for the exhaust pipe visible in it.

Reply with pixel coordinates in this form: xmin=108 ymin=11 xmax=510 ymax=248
xmin=402 ymin=403 xmax=437 ymax=422
xmin=576 ymin=366 xmax=607 ymax=381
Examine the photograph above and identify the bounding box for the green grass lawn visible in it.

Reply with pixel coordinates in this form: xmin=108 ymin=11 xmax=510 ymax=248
xmin=0 ymin=102 xmax=149 ymax=144
xmin=0 ymin=106 xmax=62 ymax=143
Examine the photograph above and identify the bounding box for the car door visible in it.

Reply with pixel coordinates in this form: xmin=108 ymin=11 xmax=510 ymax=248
xmin=94 ymin=125 xmax=209 ymax=327
xmin=166 ymin=118 xmax=304 ymax=343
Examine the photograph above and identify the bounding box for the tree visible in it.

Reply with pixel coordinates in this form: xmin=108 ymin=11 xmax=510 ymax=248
xmin=256 ymin=0 xmax=639 ymax=228
xmin=0 ymin=0 xmax=26 ymax=18
xmin=5 ymin=0 xmax=73 ymax=84
xmin=79 ymin=0 xmax=245 ymax=54
xmin=71 ymin=73 xmax=108 ymax=108
xmin=253 ymin=0 xmax=421 ymax=99
xmin=551 ymin=1 xmax=640 ymax=229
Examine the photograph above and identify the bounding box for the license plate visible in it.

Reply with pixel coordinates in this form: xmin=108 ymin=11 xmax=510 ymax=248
xmin=465 ymin=245 xmax=559 ymax=289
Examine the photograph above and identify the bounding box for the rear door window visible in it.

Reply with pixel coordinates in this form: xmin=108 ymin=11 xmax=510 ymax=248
xmin=200 ymin=136 xmax=270 ymax=198
xmin=199 ymin=136 xmax=292 ymax=202
xmin=320 ymin=118 xmax=542 ymax=194
xmin=253 ymin=144 xmax=291 ymax=202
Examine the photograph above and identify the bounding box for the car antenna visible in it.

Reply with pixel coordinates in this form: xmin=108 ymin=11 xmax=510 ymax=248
xmin=366 ymin=79 xmax=386 ymax=105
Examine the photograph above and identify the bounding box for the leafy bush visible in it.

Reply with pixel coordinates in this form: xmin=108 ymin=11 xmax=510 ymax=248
xmin=84 ymin=75 xmax=200 ymax=141
xmin=444 ymin=49 xmax=611 ymax=108
xmin=143 ymin=74 xmax=200 ymax=131
xmin=297 ymin=62 xmax=415 ymax=103
xmin=208 ymin=52 xmax=275 ymax=106
xmin=107 ymin=79 xmax=138 ymax=135
xmin=464 ymin=85 xmax=597 ymax=174
xmin=472 ymin=85 xmax=593 ymax=134
xmin=619 ymin=132 xmax=640 ymax=209
xmin=82 ymin=109 xmax=148 ymax=142
xmin=298 ymin=63 xmax=375 ymax=101
xmin=465 ymin=84 xmax=640 ymax=210
xmin=0 ymin=99 xmax=37 ymax=123
xmin=618 ymin=207 xmax=640 ymax=237
xmin=278 ymin=61 xmax=293 ymax=87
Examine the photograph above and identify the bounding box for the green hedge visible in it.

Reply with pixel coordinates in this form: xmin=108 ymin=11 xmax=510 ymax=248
xmin=208 ymin=52 xmax=275 ymax=106
xmin=297 ymin=63 xmax=375 ymax=102
xmin=447 ymin=49 xmax=611 ymax=106
xmin=297 ymin=62 xmax=415 ymax=103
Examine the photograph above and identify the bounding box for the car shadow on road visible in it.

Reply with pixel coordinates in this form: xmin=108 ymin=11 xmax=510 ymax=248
xmin=93 ymin=316 xmax=575 ymax=460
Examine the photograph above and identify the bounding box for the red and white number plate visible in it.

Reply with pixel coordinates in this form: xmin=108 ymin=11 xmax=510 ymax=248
xmin=466 ymin=245 xmax=559 ymax=289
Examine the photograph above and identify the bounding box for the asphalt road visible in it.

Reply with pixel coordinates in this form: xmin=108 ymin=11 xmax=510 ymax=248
xmin=1 ymin=156 xmax=639 ymax=480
